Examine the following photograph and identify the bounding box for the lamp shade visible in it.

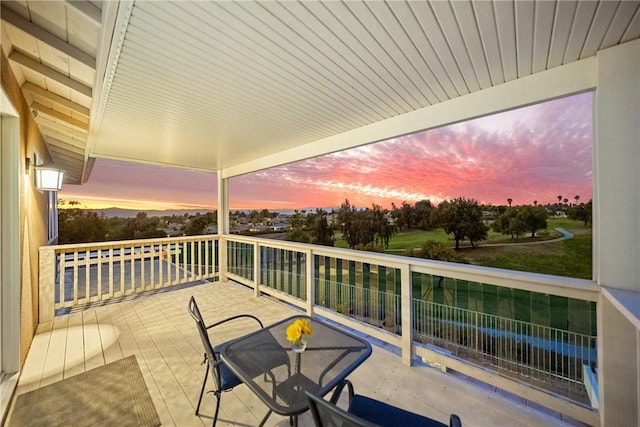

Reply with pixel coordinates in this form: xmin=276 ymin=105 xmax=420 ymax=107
xmin=34 ymin=165 xmax=65 ymax=191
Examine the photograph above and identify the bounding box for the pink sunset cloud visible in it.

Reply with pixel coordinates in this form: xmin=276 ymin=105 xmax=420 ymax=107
xmin=63 ymin=92 xmax=593 ymax=211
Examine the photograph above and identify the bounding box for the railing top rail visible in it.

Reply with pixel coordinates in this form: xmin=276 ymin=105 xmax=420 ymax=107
xmin=40 ymin=234 xmax=220 ymax=252
xmin=410 ymin=259 xmax=599 ymax=302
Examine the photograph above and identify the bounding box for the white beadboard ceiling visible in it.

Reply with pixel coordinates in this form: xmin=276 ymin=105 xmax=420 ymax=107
xmin=2 ymin=1 xmax=640 ymax=183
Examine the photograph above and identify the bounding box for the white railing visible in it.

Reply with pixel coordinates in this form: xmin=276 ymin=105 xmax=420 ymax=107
xmin=224 ymin=234 xmax=600 ymax=426
xmin=39 ymin=235 xmax=219 ymax=318
xmin=39 ymin=233 xmax=600 ymax=425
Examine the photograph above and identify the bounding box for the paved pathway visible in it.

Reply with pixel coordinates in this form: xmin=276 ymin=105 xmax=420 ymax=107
xmin=479 ymin=227 xmax=574 ymax=247
xmin=387 ymin=227 xmax=574 ymax=253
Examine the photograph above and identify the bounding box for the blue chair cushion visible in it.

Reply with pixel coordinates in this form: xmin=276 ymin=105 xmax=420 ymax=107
xmin=218 ymin=361 xmax=243 ymax=390
xmin=213 ymin=346 xmax=243 ymax=390
xmin=348 ymin=395 xmax=447 ymax=427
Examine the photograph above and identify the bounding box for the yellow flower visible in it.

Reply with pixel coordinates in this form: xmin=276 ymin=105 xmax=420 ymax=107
xmin=286 ymin=322 xmax=302 ymax=342
xmin=286 ymin=318 xmax=313 ymax=342
xmin=299 ymin=319 xmax=313 ymax=336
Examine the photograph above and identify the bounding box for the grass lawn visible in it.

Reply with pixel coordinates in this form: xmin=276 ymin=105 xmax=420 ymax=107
xmin=334 ymin=218 xmax=592 ymax=279
xmin=464 ymin=219 xmax=592 ymax=279
xmin=459 ymin=233 xmax=592 ymax=279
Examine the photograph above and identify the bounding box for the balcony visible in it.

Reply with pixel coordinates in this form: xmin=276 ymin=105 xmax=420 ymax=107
xmin=18 ymin=233 xmax=599 ymax=426
xmin=2 ymin=3 xmax=640 ymax=425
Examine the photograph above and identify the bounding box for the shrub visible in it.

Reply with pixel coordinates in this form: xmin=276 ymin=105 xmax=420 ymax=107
xmin=408 ymin=240 xmax=465 ymax=263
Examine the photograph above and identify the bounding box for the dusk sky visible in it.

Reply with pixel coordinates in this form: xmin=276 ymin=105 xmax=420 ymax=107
xmin=60 ymin=92 xmax=593 ymax=211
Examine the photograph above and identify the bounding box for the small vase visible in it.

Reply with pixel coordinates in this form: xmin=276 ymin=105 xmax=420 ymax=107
xmin=292 ymin=337 xmax=307 ymax=353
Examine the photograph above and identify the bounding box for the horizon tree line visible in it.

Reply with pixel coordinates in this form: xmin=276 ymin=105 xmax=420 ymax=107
xmin=58 ymin=196 xmax=592 ymax=246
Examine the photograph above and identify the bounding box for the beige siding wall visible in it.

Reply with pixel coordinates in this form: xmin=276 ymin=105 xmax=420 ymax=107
xmin=1 ymin=51 xmax=52 ymax=366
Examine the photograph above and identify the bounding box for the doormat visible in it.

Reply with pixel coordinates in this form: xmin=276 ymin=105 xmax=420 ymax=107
xmin=9 ymin=355 xmax=160 ymax=427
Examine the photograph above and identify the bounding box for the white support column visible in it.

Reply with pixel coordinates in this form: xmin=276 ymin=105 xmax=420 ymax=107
xmin=216 ymin=172 xmax=228 ymax=282
xmin=216 ymin=171 xmax=229 ymax=235
xmin=306 ymin=250 xmax=315 ymax=316
xmin=595 ymin=39 xmax=640 ymax=427
xmin=400 ymin=265 xmax=413 ymax=366
xmin=594 ymin=39 xmax=640 ymax=290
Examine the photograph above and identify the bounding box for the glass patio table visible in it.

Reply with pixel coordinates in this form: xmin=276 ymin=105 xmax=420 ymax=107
xmin=219 ymin=315 xmax=372 ymax=426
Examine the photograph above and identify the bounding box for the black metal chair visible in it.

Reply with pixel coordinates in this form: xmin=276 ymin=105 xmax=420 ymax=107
xmin=306 ymin=380 xmax=462 ymax=427
xmin=188 ymin=296 xmax=266 ymax=427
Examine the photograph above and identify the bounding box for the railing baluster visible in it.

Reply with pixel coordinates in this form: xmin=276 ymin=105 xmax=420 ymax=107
xmin=47 ymin=236 xmax=220 ymax=312
xmin=72 ymin=251 xmax=79 ymax=305
xmin=83 ymin=249 xmax=89 ymax=302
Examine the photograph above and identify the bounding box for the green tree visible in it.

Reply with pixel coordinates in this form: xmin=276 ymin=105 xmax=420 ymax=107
xmin=58 ymin=200 xmax=109 ymax=244
xmin=336 ymin=200 xmax=395 ymax=249
xmin=414 ymin=199 xmax=434 ymax=230
xmin=405 ymin=240 xmax=464 ymax=263
xmin=399 ymin=201 xmax=414 ymax=230
xmin=516 ymin=205 xmax=548 ymax=237
xmin=432 ymin=197 xmax=487 ymax=249
xmin=336 ymin=199 xmax=358 ymax=248
xmin=567 ymin=200 xmax=592 ymax=226
xmin=123 ymin=212 xmax=166 ymax=239
xmin=286 ymin=210 xmax=310 ymax=242
xmin=493 ymin=208 xmax=527 ymax=239
xmin=310 ymin=209 xmax=335 ymax=246
xmin=286 ymin=228 xmax=312 ymax=243
xmin=182 ymin=212 xmax=216 ymax=235
xmin=286 ymin=209 xmax=335 ymax=245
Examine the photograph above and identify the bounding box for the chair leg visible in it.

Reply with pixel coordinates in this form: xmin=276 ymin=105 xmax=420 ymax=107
xmin=196 ymin=362 xmax=210 ymax=416
xmin=258 ymin=409 xmax=273 ymax=427
xmin=212 ymin=392 xmax=222 ymax=427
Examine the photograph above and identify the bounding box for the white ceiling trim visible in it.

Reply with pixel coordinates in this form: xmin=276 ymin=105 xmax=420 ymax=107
xmin=85 ymin=0 xmax=133 ymax=178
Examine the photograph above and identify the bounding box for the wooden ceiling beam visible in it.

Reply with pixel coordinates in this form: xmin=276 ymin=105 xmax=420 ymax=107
xmin=36 ymin=116 xmax=88 ymax=139
xmin=65 ymin=0 xmax=101 ymax=25
xmin=45 ymin=136 xmax=84 ymax=157
xmin=31 ymin=101 xmax=89 ymax=131
xmin=8 ymin=50 xmax=92 ymax=97
xmin=41 ymin=130 xmax=85 ymax=150
xmin=23 ymin=82 xmax=90 ymax=117
xmin=1 ymin=5 xmax=95 ymax=69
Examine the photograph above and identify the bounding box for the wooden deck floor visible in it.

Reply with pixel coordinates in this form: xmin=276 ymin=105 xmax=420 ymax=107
xmin=8 ymin=281 xmax=583 ymax=426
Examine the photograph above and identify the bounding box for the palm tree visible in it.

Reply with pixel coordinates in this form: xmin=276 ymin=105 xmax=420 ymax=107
xmin=507 ymin=198 xmax=512 ymax=207
xmin=533 ymin=200 xmax=538 ymax=206
xmin=563 ymin=198 xmax=569 ymax=204
xmin=557 ymin=195 xmax=563 ymax=204
xmin=575 ymin=195 xmax=580 ymax=204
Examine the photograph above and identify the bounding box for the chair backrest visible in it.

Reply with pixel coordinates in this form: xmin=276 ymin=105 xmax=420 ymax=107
xmin=188 ymin=296 xmax=222 ymax=389
xmin=306 ymin=391 xmax=378 ymax=427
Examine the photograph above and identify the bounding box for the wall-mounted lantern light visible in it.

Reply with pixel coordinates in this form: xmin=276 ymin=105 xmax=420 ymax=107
xmin=26 ymin=157 xmax=65 ymax=191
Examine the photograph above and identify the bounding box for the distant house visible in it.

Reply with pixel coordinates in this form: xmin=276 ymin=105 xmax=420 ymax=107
xmin=163 ymin=223 xmax=183 ymax=237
